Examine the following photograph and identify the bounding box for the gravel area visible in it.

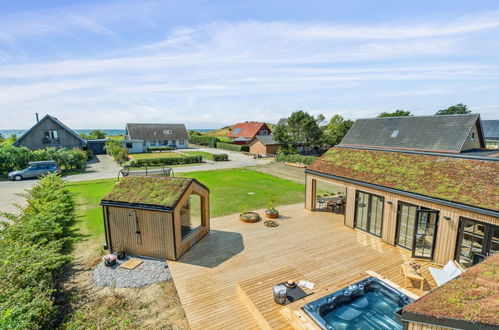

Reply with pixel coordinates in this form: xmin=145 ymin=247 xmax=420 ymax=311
xmin=93 ymin=255 xmax=171 ymax=288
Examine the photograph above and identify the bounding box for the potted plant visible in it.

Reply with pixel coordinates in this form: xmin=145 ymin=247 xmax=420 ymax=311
xmin=240 ymin=211 xmax=261 ymax=223
xmin=103 ymin=254 xmax=117 ymax=267
xmin=264 ymin=196 xmax=279 ymax=219
xmin=409 ymin=261 xmax=422 ymax=274
xmin=114 ymin=245 xmax=126 ymax=260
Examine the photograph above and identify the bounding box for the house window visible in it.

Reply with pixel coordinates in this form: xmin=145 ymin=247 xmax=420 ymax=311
xmin=163 ymin=129 xmax=172 ymax=135
xmin=126 ymin=142 xmax=133 ymax=149
xmin=259 ymin=130 xmax=268 ymax=135
xmin=232 ymin=128 xmax=241 ymax=135
xmin=160 ymin=140 xmax=167 ymax=146
xmin=390 ymin=130 xmax=399 ymax=138
xmin=171 ymin=140 xmax=177 ymax=145
xmin=150 ymin=140 xmax=156 ymax=146
xmin=179 ymin=140 xmax=184 ymax=145
xmin=471 ymin=132 xmax=476 ymax=141
xmin=43 ymin=130 xmax=59 ymax=144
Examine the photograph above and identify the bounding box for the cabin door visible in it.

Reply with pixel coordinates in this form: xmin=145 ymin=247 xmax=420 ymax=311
xmin=411 ymin=210 xmax=439 ymax=259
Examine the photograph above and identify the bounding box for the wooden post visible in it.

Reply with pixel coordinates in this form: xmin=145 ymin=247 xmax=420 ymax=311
xmin=305 ymin=175 xmax=316 ymax=210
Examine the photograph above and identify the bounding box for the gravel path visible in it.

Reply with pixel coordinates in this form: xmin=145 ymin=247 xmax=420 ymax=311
xmin=93 ymin=255 xmax=171 ymax=288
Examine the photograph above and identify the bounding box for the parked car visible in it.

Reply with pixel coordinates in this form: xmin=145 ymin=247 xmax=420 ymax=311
xmin=168 ymin=145 xmax=178 ymax=150
xmin=8 ymin=161 xmax=61 ymax=181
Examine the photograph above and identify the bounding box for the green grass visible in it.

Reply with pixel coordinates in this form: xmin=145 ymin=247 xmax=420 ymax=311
xmin=181 ymin=150 xmax=217 ymax=160
xmin=68 ymin=168 xmax=305 ymax=239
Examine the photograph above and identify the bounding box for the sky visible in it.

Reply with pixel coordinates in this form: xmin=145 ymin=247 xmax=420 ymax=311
xmin=1 ymin=0 xmax=499 ymax=129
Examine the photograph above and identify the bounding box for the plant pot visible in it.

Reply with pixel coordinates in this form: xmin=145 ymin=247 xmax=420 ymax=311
xmin=104 ymin=259 xmax=116 ymax=267
xmin=240 ymin=211 xmax=261 ymax=223
xmin=265 ymin=210 xmax=279 ymax=219
xmin=116 ymin=251 xmax=126 ymax=260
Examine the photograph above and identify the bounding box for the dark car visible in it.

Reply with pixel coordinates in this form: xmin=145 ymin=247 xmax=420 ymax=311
xmin=8 ymin=161 xmax=61 ymax=181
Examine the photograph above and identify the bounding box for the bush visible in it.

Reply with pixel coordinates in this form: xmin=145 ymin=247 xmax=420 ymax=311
xmin=216 ymin=142 xmax=249 ymax=152
xmin=276 ymin=153 xmax=318 ymax=165
xmin=213 ymin=153 xmax=229 ymax=161
xmin=129 ymin=155 xmax=202 ymax=167
xmin=0 ymin=174 xmax=75 ymax=328
xmin=0 ymin=146 xmax=87 ymax=175
xmin=190 ymin=135 xmax=220 ymax=148
xmin=105 ymin=140 xmax=129 ymax=164
xmin=146 ymin=146 xmax=173 ymax=152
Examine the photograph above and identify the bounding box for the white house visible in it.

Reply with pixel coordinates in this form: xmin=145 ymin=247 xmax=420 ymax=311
xmin=121 ymin=123 xmax=190 ymax=153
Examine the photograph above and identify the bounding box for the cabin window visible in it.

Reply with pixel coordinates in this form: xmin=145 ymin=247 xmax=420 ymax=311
xmin=390 ymin=130 xmax=399 ymax=138
xmin=125 ymin=142 xmax=133 ymax=149
xmin=456 ymin=218 xmax=499 ymax=267
xmin=354 ymin=191 xmax=384 ymax=237
xmin=43 ymin=130 xmax=59 ymax=144
xmin=180 ymin=192 xmax=203 ymax=240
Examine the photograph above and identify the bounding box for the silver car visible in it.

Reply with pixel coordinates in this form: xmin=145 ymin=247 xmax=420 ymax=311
xmin=8 ymin=161 xmax=61 ymax=181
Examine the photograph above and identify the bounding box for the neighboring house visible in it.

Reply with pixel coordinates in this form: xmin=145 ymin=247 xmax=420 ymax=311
xmin=122 ymin=123 xmax=189 ymax=153
xmin=305 ymin=147 xmax=498 ymax=267
xmin=13 ymin=114 xmax=86 ymax=150
xmin=228 ymin=122 xmax=271 ymax=145
xmin=482 ymin=120 xmax=499 ymax=149
xmin=248 ymin=135 xmax=282 ymax=156
xmin=400 ymin=252 xmax=498 ymax=329
xmin=339 ymin=114 xmax=486 ymax=153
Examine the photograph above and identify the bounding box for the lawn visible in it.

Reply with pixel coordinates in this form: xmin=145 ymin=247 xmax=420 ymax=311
xmin=181 ymin=150 xmax=217 ymax=160
xmin=130 ymin=152 xmax=184 ymax=160
xmin=69 ymin=168 xmax=305 ymax=239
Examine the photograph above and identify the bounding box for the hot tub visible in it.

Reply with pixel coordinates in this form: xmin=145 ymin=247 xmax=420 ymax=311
xmin=302 ymin=277 xmax=414 ymax=330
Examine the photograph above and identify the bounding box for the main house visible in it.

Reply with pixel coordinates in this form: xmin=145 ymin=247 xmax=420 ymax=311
xmin=228 ymin=122 xmax=271 ymax=145
xmin=305 ymin=114 xmax=498 ymax=268
xmin=13 ymin=114 xmax=87 ymax=150
xmin=121 ymin=123 xmax=189 ymax=153
xmin=482 ymin=119 xmax=499 ymax=149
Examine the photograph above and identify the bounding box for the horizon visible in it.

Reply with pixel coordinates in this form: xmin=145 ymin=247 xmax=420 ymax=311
xmin=1 ymin=1 xmax=499 ymax=129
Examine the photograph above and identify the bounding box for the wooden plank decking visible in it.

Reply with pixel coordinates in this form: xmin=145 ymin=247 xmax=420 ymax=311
xmin=168 ymin=203 xmax=436 ymax=329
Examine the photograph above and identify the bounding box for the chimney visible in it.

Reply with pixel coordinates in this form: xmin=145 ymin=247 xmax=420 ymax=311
xmin=36 ymin=113 xmax=39 ymax=122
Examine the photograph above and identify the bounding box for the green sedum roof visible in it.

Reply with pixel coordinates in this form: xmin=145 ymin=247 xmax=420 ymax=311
xmin=403 ymin=253 xmax=499 ymax=326
xmin=102 ymin=176 xmax=194 ymax=208
xmin=308 ymin=148 xmax=499 ymax=211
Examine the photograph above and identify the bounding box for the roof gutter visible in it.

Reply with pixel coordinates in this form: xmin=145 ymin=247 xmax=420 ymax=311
xmin=305 ymin=169 xmax=499 ymax=218
xmin=400 ymin=311 xmax=497 ymax=330
xmin=100 ymin=200 xmax=174 ymax=212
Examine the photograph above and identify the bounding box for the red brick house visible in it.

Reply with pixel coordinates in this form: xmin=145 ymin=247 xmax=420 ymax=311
xmin=228 ymin=122 xmax=271 ymax=145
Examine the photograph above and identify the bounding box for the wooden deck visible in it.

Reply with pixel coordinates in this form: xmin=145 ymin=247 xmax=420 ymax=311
xmin=168 ymin=203 xmax=437 ymax=329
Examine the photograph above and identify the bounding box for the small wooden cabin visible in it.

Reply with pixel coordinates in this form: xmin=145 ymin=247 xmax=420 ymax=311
xmin=101 ymin=176 xmax=210 ymax=260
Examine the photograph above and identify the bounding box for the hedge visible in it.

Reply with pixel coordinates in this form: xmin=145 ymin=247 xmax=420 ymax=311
xmin=129 ymin=155 xmax=202 ymax=167
xmin=146 ymin=146 xmax=173 ymax=152
xmin=0 ymin=174 xmax=75 ymax=328
xmin=213 ymin=153 xmax=229 ymax=161
xmin=105 ymin=140 xmax=129 ymax=164
xmin=190 ymin=135 xmax=220 ymax=148
xmin=216 ymin=142 xmax=249 ymax=152
xmin=0 ymin=146 xmax=87 ymax=175
xmin=276 ymin=153 xmax=318 ymax=165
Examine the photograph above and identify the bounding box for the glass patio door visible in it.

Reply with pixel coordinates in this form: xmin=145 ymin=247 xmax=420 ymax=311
xmin=412 ymin=210 xmax=439 ymax=259
xmin=456 ymin=218 xmax=499 ymax=268
xmin=355 ymin=191 xmax=384 ymax=237
xmin=396 ymin=202 xmax=417 ymax=249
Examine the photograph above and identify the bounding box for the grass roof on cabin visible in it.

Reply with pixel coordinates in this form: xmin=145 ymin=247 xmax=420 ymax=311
xmin=308 ymin=148 xmax=499 ymax=211
xmin=102 ymin=176 xmax=193 ymax=208
xmin=403 ymin=253 xmax=499 ymax=326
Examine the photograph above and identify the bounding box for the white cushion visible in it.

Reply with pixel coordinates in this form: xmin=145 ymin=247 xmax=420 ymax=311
xmin=429 ymin=261 xmax=463 ymax=286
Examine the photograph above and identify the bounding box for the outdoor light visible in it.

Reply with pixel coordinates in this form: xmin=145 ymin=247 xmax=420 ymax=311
xmin=387 ymin=201 xmax=393 ymax=205
xmin=444 ymin=216 xmax=451 ymax=220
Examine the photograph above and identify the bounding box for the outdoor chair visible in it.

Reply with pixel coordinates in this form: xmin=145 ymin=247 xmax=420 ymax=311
xmin=429 ymin=260 xmax=463 ymax=286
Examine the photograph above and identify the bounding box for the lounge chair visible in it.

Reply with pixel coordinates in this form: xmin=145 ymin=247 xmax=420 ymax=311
xmin=429 ymin=260 xmax=464 ymax=286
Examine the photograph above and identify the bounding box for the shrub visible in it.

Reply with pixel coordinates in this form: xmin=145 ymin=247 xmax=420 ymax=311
xmin=129 ymin=155 xmax=202 ymax=167
xmin=216 ymin=142 xmax=249 ymax=152
xmin=213 ymin=153 xmax=229 ymax=161
xmin=105 ymin=140 xmax=129 ymax=164
xmin=146 ymin=146 xmax=173 ymax=152
xmin=0 ymin=146 xmax=87 ymax=175
xmin=0 ymin=174 xmax=75 ymax=328
xmin=276 ymin=153 xmax=318 ymax=165
xmin=190 ymin=135 xmax=220 ymax=148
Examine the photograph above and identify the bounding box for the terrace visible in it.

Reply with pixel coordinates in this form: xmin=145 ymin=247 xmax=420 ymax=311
xmin=168 ymin=203 xmax=437 ymax=329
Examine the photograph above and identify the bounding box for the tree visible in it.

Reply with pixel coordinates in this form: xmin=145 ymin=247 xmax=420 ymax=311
xmin=80 ymin=130 xmax=107 ymax=140
xmin=323 ymin=115 xmax=354 ymax=146
xmin=274 ymin=110 xmax=324 ymax=154
xmin=378 ymin=110 xmax=412 ymax=117
xmin=435 ymin=103 xmax=470 ymax=115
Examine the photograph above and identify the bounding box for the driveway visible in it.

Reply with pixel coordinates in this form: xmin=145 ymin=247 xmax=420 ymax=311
xmin=0 ymin=150 xmax=272 ymax=219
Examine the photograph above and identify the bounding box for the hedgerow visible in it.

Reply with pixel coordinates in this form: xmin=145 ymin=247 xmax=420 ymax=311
xmin=0 ymin=174 xmax=75 ymax=328
xmin=0 ymin=146 xmax=87 ymax=175
xmin=213 ymin=153 xmax=229 ymax=161
xmin=190 ymin=135 xmax=220 ymax=148
xmin=105 ymin=140 xmax=129 ymax=164
xmin=129 ymin=155 xmax=202 ymax=167
xmin=216 ymin=142 xmax=249 ymax=152
xmin=146 ymin=146 xmax=173 ymax=152
xmin=276 ymin=153 xmax=318 ymax=165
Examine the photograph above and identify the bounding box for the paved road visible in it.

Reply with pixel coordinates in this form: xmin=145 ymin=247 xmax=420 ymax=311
xmin=0 ymin=149 xmax=271 ymax=218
